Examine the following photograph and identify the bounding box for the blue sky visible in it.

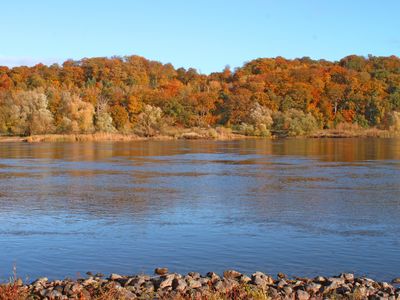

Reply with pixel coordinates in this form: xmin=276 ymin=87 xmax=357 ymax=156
xmin=1 ymin=0 xmax=400 ymax=73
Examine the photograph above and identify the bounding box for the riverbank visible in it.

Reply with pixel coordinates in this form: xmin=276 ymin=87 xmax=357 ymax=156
xmin=0 ymin=128 xmax=398 ymax=144
xmin=2 ymin=269 xmax=400 ymax=300
xmin=0 ymin=127 xmax=248 ymax=143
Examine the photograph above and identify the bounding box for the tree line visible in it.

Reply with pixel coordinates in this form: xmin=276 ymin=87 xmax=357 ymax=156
xmin=1 ymin=54 xmax=400 ymax=137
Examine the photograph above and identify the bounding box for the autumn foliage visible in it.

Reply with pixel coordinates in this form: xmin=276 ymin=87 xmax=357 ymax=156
xmin=1 ymin=54 xmax=400 ymax=137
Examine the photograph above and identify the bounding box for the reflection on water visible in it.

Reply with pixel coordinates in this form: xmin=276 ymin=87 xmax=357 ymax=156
xmin=0 ymin=138 xmax=399 ymax=281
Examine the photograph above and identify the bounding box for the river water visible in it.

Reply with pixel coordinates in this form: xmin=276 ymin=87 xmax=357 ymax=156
xmin=0 ymin=138 xmax=399 ymax=282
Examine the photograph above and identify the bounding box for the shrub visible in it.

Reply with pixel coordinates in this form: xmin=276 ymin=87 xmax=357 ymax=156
xmin=387 ymin=111 xmax=400 ymax=132
xmin=272 ymin=109 xmax=319 ymax=136
xmin=238 ymin=102 xmax=273 ymax=136
xmin=134 ymin=105 xmax=163 ymax=137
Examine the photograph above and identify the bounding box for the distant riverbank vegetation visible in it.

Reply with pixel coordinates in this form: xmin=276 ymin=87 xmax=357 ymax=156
xmin=1 ymin=55 xmax=400 ymax=139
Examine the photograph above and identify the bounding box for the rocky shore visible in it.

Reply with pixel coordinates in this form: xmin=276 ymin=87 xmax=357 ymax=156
xmin=1 ymin=269 xmax=400 ymax=300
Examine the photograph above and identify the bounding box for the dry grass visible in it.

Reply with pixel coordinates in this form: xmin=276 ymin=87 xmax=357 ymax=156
xmin=18 ymin=127 xmax=246 ymax=143
xmin=24 ymin=133 xmax=146 ymax=143
xmin=0 ymin=267 xmax=27 ymax=300
xmin=310 ymin=123 xmax=398 ymax=138
xmin=0 ymin=284 xmax=27 ymax=300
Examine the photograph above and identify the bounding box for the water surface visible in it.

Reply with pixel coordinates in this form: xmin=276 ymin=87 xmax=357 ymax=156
xmin=0 ymin=138 xmax=399 ymax=282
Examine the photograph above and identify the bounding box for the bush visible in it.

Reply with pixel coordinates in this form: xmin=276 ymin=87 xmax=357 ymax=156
xmin=387 ymin=111 xmax=400 ymax=132
xmin=238 ymin=102 xmax=273 ymax=136
xmin=95 ymin=111 xmax=117 ymax=133
xmin=272 ymin=109 xmax=319 ymax=136
xmin=134 ymin=105 xmax=163 ymax=137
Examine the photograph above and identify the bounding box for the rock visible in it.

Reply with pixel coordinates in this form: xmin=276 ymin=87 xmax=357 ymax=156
xmin=95 ymin=273 xmax=105 ymax=278
xmin=305 ymin=282 xmax=322 ymax=294
xmin=278 ymin=272 xmax=287 ymax=279
xmin=269 ymin=287 xmax=279 ymax=298
xmin=328 ymin=277 xmax=345 ymax=285
xmin=187 ymin=278 xmax=202 ymax=289
xmin=381 ymin=282 xmax=393 ymax=289
xmin=296 ymin=289 xmax=310 ymax=300
xmin=172 ymin=278 xmax=187 ymax=291
xmin=223 ymin=269 xmax=242 ymax=279
xmin=199 ymin=277 xmax=209 ymax=285
xmin=239 ymin=274 xmax=252 ymax=284
xmin=110 ymin=273 xmax=123 ymax=280
xmin=47 ymin=289 xmax=62 ymax=298
xmin=32 ymin=277 xmax=48 ymax=286
xmin=159 ymin=274 xmax=175 ymax=289
xmin=213 ymin=280 xmax=224 ymax=292
xmin=83 ymin=278 xmax=98 ymax=286
xmin=188 ymin=272 xmax=201 ymax=279
xmin=324 ymin=281 xmax=339 ymax=293
xmin=70 ymin=284 xmax=81 ymax=295
xmin=207 ymin=272 xmax=220 ymax=283
xmin=79 ymin=288 xmax=91 ymax=299
xmin=155 ymin=267 xmax=169 ymax=276
xmin=314 ymin=276 xmax=326 ymax=283
xmin=251 ymin=271 xmax=274 ymax=288
xmin=336 ymin=284 xmax=352 ymax=294
xmin=143 ymin=281 xmax=154 ymax=293
xmin=283 ymin=285 xmax=293 ymax=295
xmin=392 ymin=278 xmax=400 ymax=284
xmin=277 ymin=279 xmax=287 ymax=288
xmin=223 ymin=278 xmax=239 ymax=290
xmin=341 ymin=273 xmax=355 ymax=282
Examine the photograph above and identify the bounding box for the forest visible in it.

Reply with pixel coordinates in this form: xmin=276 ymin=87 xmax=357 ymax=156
xmin=1 ymin=54 xmax=400 ymax=138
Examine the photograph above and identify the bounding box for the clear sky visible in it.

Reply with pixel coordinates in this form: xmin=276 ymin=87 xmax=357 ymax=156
xmin=1 ymin=0 xmax=400 ymax=73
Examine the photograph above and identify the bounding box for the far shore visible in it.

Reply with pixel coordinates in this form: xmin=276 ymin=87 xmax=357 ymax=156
xmin=0 ymin=127 xmax=398 ymax=144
